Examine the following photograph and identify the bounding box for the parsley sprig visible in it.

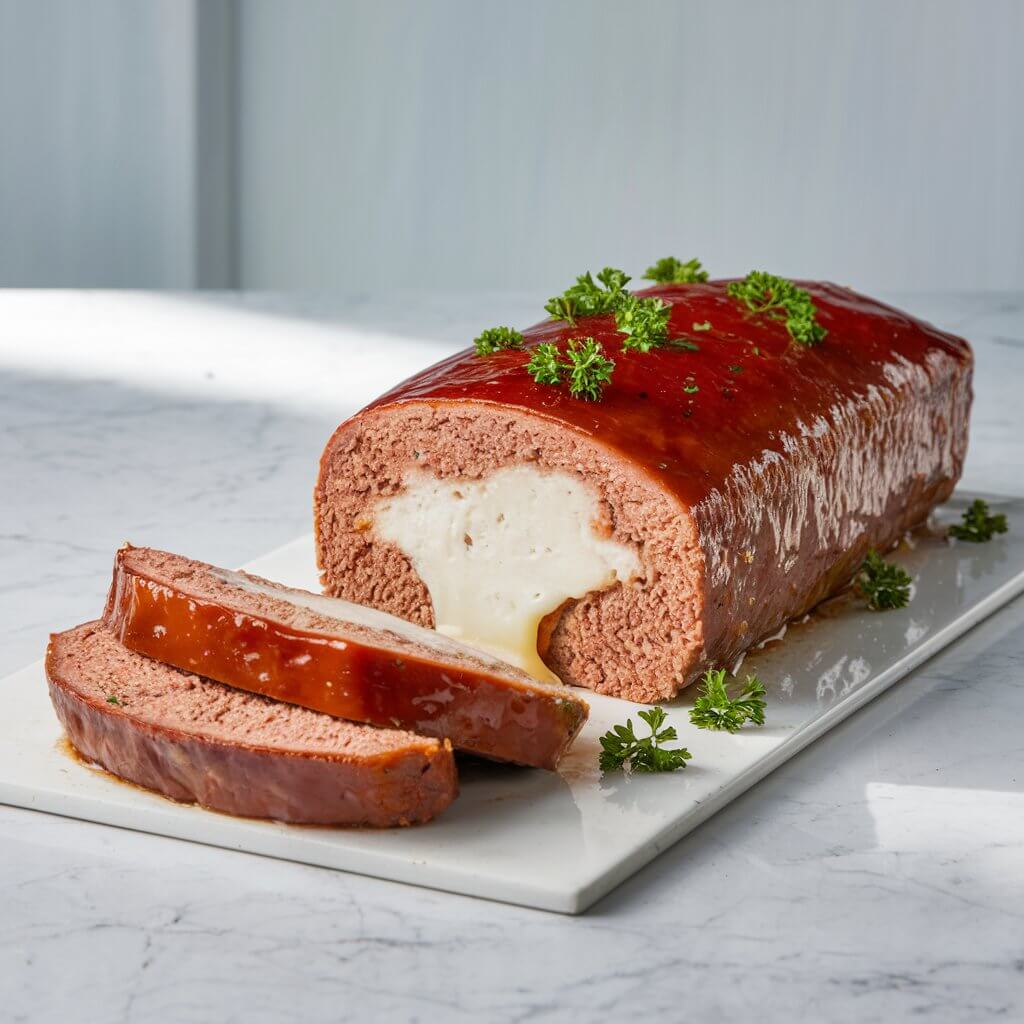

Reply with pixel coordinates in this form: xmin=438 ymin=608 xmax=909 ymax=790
xmin=481 ymin=255 xmax=715 ymax=401
xmin=544 ymin=267 xmax=630 ymax=325
xmin=857 ymin=549 xmax=912 ymax=610
xmin=527 ymin=337 xmax=615 ymax=401
xmin=615 ymin=295 xmax=671 ymax=352
xmin=474 ymin=326 xmax=524 ymax=356
xmin=948 ymin=499 xmax=1008 ymax=543
xmin=643 ymin=256 xmax=709 ymax=285
xmin=599 ymin=707 xmax=692 ymax=774
xmin=544 ymin=265 xmax=678 ymax=352
xmin=727 ymin=271 xmax=827 ymax=347
xmin=689 ymin=669 xmax=766 ymax=732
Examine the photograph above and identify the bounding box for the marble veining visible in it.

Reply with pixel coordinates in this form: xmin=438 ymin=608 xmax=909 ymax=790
xmin=2 ymin=291 xmax=1023 ymax=1022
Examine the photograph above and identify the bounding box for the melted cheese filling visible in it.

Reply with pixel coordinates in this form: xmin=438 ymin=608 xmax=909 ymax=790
xmin=372 ymin=466 xmax=641 ymax=681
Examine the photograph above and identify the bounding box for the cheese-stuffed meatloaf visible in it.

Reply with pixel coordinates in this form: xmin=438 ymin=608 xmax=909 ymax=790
xmin=314 ymin=277 xmax=972 ymax=702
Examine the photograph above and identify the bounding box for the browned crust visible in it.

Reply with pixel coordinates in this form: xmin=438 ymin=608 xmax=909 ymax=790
xmin=46 ymin=624 xmax=458 ymax=827
xmin=692 ymin=351 xmax=973 ymax=672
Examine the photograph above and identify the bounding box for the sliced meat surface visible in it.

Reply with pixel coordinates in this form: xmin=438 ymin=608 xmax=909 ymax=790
xmin=47 ymin=622 xmax=458 ymax=826
xmin=103 ymin=546 xmax=589 ymax=770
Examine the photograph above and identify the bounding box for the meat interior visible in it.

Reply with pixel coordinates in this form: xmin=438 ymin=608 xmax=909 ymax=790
xmin=315 ymin=402 xmax=705 ymax=702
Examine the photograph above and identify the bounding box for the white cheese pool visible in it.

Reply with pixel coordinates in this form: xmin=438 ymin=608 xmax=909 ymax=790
xmin=373 ymin=466 xmax=641 ymax=681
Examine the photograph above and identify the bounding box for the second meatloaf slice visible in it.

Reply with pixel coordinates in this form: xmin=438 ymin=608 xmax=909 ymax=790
xmin=47 ymin=622 xmax=457 ymax=826
xmin=315 ymin=280 xmax=973 ymax=702
xmin=103 ymin=545 xmax=588 ymax=769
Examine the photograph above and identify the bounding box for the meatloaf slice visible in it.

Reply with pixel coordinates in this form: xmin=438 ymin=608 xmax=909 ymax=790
xmin=103 ymin=546 xmax=587 ymax=769
xmin=315 ymin=280 xmax=973 ymax=702
xmin=47 ymin=622 xmax=457 ymax=826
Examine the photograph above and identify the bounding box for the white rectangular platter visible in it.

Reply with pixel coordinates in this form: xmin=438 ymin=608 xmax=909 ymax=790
xmin=1 ymin=493 xmax=1021 ymax=914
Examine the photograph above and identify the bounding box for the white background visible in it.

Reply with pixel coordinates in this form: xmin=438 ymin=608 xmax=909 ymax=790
xmin=1 ymin=0 xmax=1022 ymax=292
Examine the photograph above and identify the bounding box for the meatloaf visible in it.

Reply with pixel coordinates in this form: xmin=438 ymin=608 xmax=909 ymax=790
xmin=47 ymin=622 xmax=458 ymax=826
xmin=315 ymin=280 xmax=973 ymax=702
xmin=103 ymin=545 xmax=587 ymax=769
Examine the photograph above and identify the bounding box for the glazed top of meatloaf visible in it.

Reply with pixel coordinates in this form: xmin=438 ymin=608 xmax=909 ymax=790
xmin=362 ymin=281 xmax=973 ymax=505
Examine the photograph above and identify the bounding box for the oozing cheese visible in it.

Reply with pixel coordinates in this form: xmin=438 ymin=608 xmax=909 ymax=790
xmin=372 ymin=466 xmax=641 ymax=681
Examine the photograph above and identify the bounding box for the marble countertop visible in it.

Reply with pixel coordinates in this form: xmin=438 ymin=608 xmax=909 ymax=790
xmin=2 ymin=290 xmax=1022 ymax=1023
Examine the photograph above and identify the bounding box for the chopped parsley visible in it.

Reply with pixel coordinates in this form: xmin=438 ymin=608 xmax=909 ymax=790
xmin=948 ymin=499 xmax=1008 ymax=543
xmin=615 ymin=295 xmax=672 ymax=352
xmin=727 ymin=271 xmax=827 ymax=347
xmin=692 ymin=320 xmax=713 ymax=332
xmin=665 ymin=339 xmax=700 ymax=352
xmin=683 ymin=383 xmax=699 ymax=394
xmin=643 ymin=257 xmax=709 ymax=285
xmin=544 ymin=266 xmax=676 ymax=354
xmin=526 ymin=343 xmax=563 ymax=387
xmin=599 ymin=707 xmax=692 ymax=774
xmin=544 ymin=267 xmax=630 ymax=325
xmin=526 ymin=337 xmax=615 ymax=401
xmin=688 ymin=669 xmax=766 ymax=733
xmin=473 ymin=326 xmax=524 ymax=356
xmin=857 ymin=550 xmax=912 ymax=610
xmin=106 ymin=694 xmax=123 ymax=706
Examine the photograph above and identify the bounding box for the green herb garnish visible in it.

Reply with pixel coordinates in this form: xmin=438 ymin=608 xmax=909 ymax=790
xmin=106 ymin=694 xmax=123 ymax=706
xmin=727 ymin=271 xmax=827 ymax=347
xmin=599 ymin=707 xmax=692 ymax=774
xmin=615 ymin=295 xmax=672 ymax=352
xmin=689 ymin=669 xmax=766 ymax=733
xmin=544 ymin=267 xmax=630 ymax=325
xmin=857 ymin=550 xmax=912 ymax=610
xmin=473 ymin=326 xmax=524 ymax=356
xmin=526 ymin=343 xmax=563 ymax=386
xmin=728 ymin=364 xmax=743 ymax=374
xmin=526 ymin=337 xmax=615 ymax=401
xmin=665 ymin=339 xmax=700 ymax=351
xmin=693 ymin=320 xmax=712 ymax=332
xmin=543 ymin=261 xmax=707 ymax=352
xmin=948 ymin=499 xmax=1008 ymax=543
xmin=643 ymin=257 xmax=709 ymax=285
xmin=683 ymin=383 xmax=699 ymax=394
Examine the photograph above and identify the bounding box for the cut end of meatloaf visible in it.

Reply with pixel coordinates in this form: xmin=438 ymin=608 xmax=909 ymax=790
xmin=46 ymin=622 xmax=458 ymax=826
xmin=315 ymin=402 xmax=706 ymax=704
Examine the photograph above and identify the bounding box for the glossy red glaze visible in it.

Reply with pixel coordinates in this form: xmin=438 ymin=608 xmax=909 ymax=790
xmin=105 ymin=562 xmax=587 ymax=770
xmin=368 ymin=281 xmax=972 ymax=505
